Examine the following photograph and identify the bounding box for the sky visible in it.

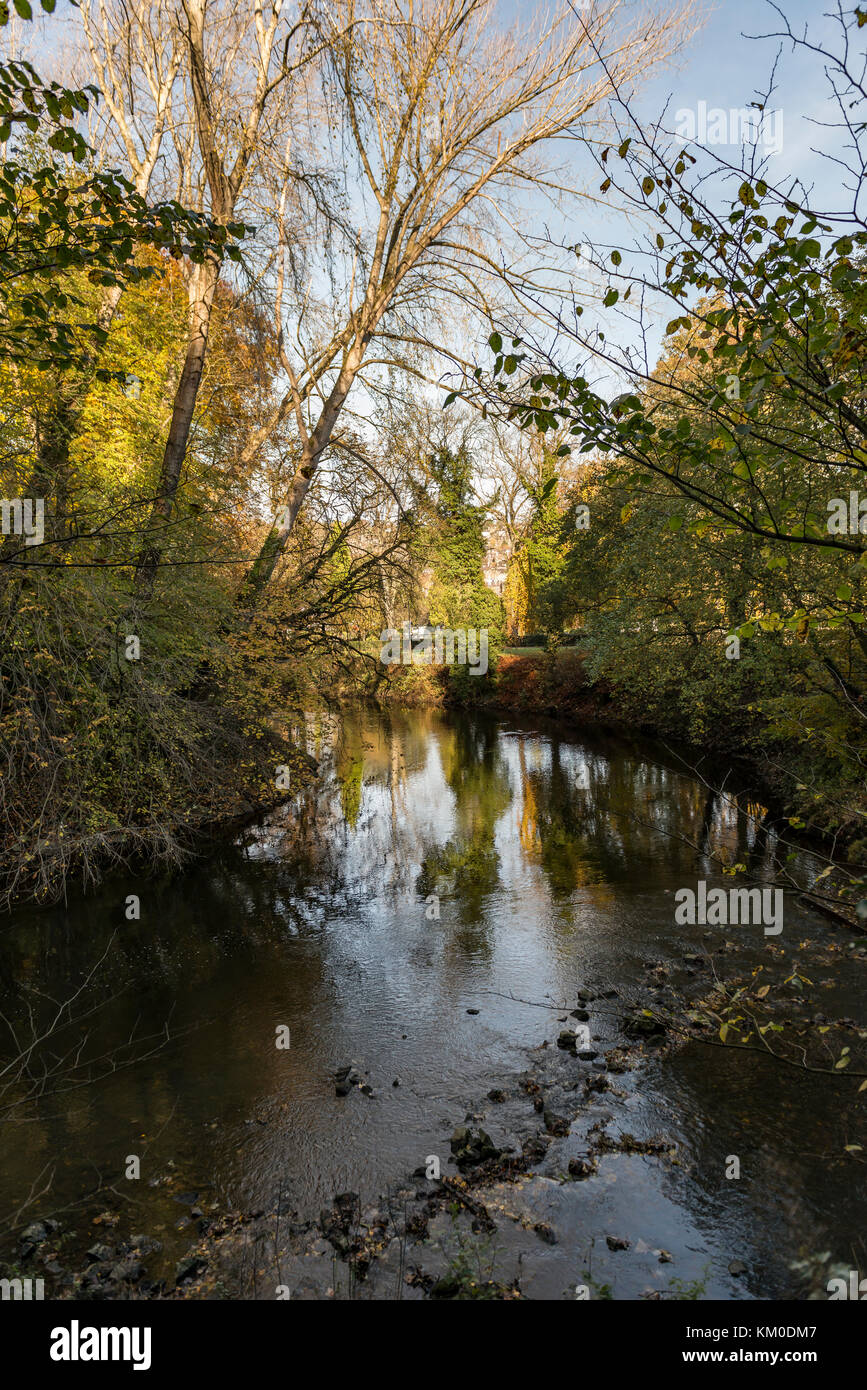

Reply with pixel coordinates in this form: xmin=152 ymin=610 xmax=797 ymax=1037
xmin=14 ymin=0 xmax=856 ymax=248
xmin=636 ymin=0 xmax=849 ymax=206
xmin=493 ymin=0 xmax=861 ymax=394
xmin=7 ymin=1 xmax=862 ymax=419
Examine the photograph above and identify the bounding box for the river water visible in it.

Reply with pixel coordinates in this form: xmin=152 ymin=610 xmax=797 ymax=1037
xmin=1 ymin=707 xmax=864 ymax=1298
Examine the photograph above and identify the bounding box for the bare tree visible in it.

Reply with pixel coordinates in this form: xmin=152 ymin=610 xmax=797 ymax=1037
xmin=64 ymin=0 xmax=329 ymax=591
xmin=234 ymin=0 xmax=696 ymax=604
xmin=81 ymin=0 xmax=183 ymax=202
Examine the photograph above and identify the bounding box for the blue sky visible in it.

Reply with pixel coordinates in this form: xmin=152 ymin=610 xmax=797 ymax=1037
xmin=494 ymin=0 xmax=860 ymax=391
xmin=637 ymin=0 xmax=846 ymax=204
xmin=17 ymin=0 xmax=853 ymax=224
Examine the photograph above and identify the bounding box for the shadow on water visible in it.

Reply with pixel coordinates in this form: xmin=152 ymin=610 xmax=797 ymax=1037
xmin=0 ymin=706 xmax=863 ymax=1295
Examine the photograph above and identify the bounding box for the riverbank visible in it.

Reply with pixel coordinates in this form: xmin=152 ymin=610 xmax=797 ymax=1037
xmin=0 ymin=726 xmax=317 ymax=914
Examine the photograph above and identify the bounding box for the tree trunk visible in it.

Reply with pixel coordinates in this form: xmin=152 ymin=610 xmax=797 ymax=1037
xmin=134 ymin=254 xmax=220 ymax=597
xmin=240 ymin=339 xmax=370 ymax=608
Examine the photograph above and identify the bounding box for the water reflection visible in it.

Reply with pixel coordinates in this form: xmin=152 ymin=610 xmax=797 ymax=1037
xmin=0 ymin=706 xmax=861 ymax=1294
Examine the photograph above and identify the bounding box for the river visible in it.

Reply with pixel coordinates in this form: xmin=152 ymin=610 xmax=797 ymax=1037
xmin=1 ymin=706 xmax=864 ymax=1299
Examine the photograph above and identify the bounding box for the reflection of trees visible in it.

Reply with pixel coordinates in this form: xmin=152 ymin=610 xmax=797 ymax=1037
xmin=338 ymin=755 xmax=364 ymax=829
xmin=523 ymin=736 xmax=784 ymax=900
xmin=416 ymin=716 xmax=512 ymax=933
xmin=523 ymin=741 xmax=604 ymax=895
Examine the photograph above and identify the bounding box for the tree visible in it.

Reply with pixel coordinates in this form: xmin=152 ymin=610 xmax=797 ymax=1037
xmin=485 ymin=8 xmax=867 ymax=580
xmin=0 ymin=0 xmax=224 ymax=556
xmin=417 ymin=439 xmax=501 ymax=630
xmin=117 ymin=0 xmax=315 ymax=594
xmin=476 ymin=6 xmax=867 ymax=836
xmin=236 ymin=0 xmax=695 ymax=604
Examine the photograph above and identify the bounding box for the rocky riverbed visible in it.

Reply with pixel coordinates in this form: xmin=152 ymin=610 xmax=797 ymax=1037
xmin=14 ymin=924 xmax=863 ymax=1301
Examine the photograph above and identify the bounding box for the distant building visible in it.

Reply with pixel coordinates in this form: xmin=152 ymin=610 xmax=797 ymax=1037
xmin=482 ymin=530 xmax=510 ymax=597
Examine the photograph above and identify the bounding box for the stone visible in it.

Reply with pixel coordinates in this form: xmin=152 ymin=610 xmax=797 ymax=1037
xmin=544 ymin=1109 xmax=570 ymax=1136
xmin=534 ymin=1222 xmax=557 ymax=1245
xmin=450 ymin=1126 xmax=501 ymax=1168
xmin=175 ymin=1255 xmax=207 ymax=1283
xmin=622 ymin=1011 xmax=667 ymax=1039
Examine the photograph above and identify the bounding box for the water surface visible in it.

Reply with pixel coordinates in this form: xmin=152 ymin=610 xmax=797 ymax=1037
xmin=1 ymin=707 xmax=863 ymax=1297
